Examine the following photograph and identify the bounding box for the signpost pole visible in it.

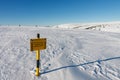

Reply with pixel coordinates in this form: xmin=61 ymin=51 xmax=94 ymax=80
xmin=35 ymin=50 xmax=40 ymax=76
xmin=35 ymin=33 xmax=40 ymax=76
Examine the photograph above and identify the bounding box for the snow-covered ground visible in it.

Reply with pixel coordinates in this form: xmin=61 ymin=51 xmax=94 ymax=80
xmin=0 ymin=23 xmax=120 ymax=80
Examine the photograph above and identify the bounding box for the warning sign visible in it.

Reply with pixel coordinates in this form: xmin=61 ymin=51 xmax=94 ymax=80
xmin=30 ymin=38 xmax=46 ymax=51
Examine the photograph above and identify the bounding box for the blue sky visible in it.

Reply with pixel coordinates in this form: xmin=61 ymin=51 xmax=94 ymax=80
xmin=0 ymin=0 xmax=120 ymax=26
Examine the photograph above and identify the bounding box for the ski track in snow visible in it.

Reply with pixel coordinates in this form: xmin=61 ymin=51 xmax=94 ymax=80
xmin=0 ymin=27 xmax=120 ymax=80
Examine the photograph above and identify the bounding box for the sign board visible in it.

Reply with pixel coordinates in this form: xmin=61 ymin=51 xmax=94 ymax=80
xmin=30 ymin=38 xmax=46 ymax=51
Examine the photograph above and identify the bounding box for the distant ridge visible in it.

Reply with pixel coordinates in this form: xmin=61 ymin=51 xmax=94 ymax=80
xmin=53 ymin=21 xmax=120 ymax=29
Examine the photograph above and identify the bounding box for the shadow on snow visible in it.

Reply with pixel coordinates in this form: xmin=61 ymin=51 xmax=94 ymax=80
xmin=41 ymin=56 xmax=120 ymax=75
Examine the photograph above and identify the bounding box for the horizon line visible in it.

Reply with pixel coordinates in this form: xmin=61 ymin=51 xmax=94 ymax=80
xmin=1 ymin=21 xmax=120 ymax=26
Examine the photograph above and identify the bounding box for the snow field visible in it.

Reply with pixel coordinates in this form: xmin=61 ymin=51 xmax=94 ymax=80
xmin=0 ymin=26 xmax=120 ymax=80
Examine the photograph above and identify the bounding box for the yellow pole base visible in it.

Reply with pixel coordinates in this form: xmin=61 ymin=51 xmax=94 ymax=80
xmin=35 ymin=68 xmax=40 ymax=76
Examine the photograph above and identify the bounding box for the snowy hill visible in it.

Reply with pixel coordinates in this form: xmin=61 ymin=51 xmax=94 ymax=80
xmin=0 ymin=25 xmax=120 ymax=80
xmin=53 ymin=21 xmax=120 ymax=33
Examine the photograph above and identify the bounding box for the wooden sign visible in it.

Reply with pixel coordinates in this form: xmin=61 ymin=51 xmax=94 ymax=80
xmin=30 ymin=38 xmax=46 ymax=51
